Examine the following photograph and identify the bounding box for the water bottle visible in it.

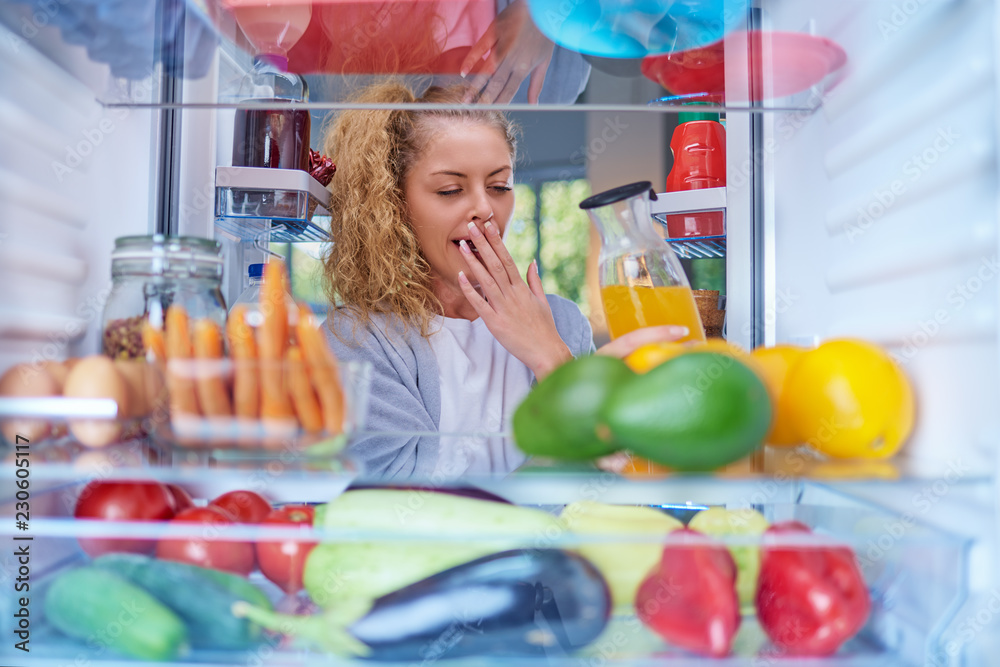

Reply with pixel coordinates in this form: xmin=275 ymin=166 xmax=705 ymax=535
xmin=230 ymin=263 xmax=297 ymax=328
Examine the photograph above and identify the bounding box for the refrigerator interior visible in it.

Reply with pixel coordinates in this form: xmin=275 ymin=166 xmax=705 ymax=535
xmin=0 ymin=0 xmax=998 ymax=665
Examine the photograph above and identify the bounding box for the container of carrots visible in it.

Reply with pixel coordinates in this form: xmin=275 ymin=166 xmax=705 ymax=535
xmin=142 ymin=261 xmax=371 ymax=452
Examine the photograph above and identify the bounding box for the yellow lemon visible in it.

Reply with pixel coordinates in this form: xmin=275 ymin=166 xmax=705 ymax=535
xmin=783 ymin=339 xmax=915 ymax=459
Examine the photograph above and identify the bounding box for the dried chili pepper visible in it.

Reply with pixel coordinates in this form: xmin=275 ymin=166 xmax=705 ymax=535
xmin=308 ymin=149 xmax=336 ymax=186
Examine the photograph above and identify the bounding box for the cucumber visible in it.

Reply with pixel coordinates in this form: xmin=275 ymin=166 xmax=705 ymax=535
xmin=44 ymin=567 xmax=188 ymax=661
xmin=92 ymin=553 xmax=271 ymax=650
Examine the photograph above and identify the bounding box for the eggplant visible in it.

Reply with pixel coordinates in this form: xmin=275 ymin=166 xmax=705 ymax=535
xmin=235 ymin=549 xmax=611 ymax=660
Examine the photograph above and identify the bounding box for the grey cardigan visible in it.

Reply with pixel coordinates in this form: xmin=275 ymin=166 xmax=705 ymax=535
xmin=324 ymin=295 xmax=595 ymax=478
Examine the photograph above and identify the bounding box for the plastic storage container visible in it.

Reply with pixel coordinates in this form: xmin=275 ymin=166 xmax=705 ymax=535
xmin=101 ymin=236 xmax=226 ymax=360
xmin=0 ymin=461 xmax=974 ymax=667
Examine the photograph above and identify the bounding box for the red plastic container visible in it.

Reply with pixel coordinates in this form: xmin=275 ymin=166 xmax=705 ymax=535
xmin=664 ymin=111 xmax=726 ymax=238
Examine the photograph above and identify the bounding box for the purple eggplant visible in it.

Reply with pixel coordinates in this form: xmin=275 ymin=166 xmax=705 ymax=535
xmin=234 ymin=549 xmax=611 ymax=660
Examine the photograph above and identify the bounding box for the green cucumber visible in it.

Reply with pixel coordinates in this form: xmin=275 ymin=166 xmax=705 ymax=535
xmin=44 ymin=567 xmax=188 ymax=661
xmin=93 ymin=553 xmax=271 ymax=650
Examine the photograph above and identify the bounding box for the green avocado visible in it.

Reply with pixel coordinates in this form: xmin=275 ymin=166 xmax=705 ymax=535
xmin=512 ymin=355 xmax=633 ymax=460
xmin=602 ymin=351 xmax=772 ymax=471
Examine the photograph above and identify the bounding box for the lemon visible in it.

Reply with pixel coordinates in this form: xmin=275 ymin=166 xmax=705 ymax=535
xmin=602 ymin=351 xmax=772 ymax=471
xmin=749 ymin=344 xmax=807 ymax=446
xmin=512 ymin=355 xmax=633 ymax=460
xmin=784 ymin=339 xmax=914 ymax=459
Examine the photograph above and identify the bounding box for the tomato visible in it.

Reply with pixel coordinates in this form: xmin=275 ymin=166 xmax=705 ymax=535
xmin=210 ymin=490 xmax=272 ymax=523
xmin=256 ymin=505 xmax=316 ymax=593
xmin=155 ymin=506 xmax=255 ymax=576
xmin=165 ymin=484 xmax=196 ymax=513
xmin=73 ymin=481 xmax=177 ymax=557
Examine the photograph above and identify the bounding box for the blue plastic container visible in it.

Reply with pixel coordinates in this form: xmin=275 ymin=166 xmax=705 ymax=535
xmin=527 ymin=0 xmax=747 ymax=59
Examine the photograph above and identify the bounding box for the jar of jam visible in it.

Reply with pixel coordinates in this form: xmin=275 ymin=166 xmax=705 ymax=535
xmin=102 ymin=235 xmax=226 ymax=359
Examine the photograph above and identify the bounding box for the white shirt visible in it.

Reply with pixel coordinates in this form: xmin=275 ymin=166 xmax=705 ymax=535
xmin=427 ymin=315 xmax=532 ymax=477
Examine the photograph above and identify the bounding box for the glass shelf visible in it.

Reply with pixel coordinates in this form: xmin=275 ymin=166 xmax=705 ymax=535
xmin=214 ymin=166 xmax=332 ymax=243
xmin=0 ymin=0 xmax=861 ymax=113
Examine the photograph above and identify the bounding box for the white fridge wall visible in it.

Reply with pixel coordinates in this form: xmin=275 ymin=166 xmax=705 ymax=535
xmin=0 ymin=21 xmax=156 ymax=371
xmin=762 ymin=0 xmax=1000 ymax=469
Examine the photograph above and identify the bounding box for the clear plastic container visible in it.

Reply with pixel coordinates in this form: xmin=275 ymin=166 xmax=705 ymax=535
xmin=101 ymin=236 xmax=226 ymax=360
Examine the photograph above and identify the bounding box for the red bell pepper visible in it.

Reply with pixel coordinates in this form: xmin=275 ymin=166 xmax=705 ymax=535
xmin=756 ymin=521 xmax=871 ymax=656
xmin=634 ymin=528 xmax=741 ymax=658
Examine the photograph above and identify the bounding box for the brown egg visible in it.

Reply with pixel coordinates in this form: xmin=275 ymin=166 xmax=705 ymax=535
xmin=114 ymin=359 xmax=151 ymax=418
xmin=40 ymin=360 xmax=70 ymax=393
xmin=0 ymin=362 xmax=59 ymax=443
xmin=63 ymin=355 xmax=129 ymax=448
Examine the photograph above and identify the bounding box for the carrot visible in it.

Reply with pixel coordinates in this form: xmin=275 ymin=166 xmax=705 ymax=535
xmin=296 ymin=303 xmax=345 ymax=433
xmin=286 ymin=345 xmax=323 ymax=433
xmin=226 ymin=304 xmax=259 ymax=420
xmin=259 ymin=260 xmax=294 ymax=419
xmin=141 ymin=321 xmax=166 ymax=361
xmin=164 ymin=304 xmax=200 ymax=416
xmin=192 ymin=319 xmax=232 ymax=417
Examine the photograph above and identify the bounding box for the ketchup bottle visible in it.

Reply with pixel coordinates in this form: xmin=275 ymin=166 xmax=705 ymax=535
xmin=664 ymin=106 xmax=726 ymax=238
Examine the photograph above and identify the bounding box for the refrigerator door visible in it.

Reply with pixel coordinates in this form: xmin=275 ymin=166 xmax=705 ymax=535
xmin=751 ymin=0 xmax=1000 ymax=663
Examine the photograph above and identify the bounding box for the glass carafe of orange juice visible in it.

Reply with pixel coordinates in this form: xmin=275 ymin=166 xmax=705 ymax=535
xmin=580 ymin=181 xmax=706 ymax=342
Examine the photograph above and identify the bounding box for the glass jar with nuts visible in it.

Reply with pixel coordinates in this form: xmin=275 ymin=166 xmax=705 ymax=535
xmin=101 ymin=235 xmax=227 ymax=360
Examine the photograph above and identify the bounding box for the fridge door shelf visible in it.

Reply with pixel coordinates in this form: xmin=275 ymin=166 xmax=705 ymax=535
xmin=651 ymin=188 xmax=728 ymax=258
xmin=663 ymin=234 xmax=727 ymax=259
xmin=214 ymin=166 xmax=332 ymax=243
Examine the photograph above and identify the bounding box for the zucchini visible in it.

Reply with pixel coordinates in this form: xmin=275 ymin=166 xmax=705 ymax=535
xmin=93 ymin=553 xmax=271 ymax=650
xmin=306 ymin=489 xmax=568 ymax=611
xmin=44 ymin=567 xmax=188 ymax=661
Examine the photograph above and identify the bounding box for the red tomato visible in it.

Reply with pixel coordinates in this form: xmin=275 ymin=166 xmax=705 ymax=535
xmin=155 ymin=506 xmax=255 ymax=576
xmin=210 ymin=490 xmax=272 ymax=523
xmin=73 ymin=481 xmax=177 ymax=557
xmin=256 ymin=505 xmax=316 ymax=593
xmin=165 ymin=484 xmax=195 ymax=513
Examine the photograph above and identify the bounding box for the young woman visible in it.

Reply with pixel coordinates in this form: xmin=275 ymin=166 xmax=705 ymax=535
xmin=321 ymin=82 xmax=685 ymax=478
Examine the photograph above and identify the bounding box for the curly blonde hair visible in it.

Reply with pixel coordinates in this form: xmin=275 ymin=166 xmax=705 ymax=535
xmin=321 ymin=81 xmax=518 ymax=340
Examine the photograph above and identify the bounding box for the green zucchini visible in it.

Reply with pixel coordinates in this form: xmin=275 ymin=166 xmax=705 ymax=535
xmin=44 ymin=567 xmax=188 ymax=661
xmin=93 ymin=553 xmax=271 ymax=650
xmin=305 ymin=489 xmax=569 ymax=612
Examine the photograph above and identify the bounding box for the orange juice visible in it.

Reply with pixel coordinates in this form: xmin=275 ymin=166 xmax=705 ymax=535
xmin=601 ymin=284 xmax=707 ymax=342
